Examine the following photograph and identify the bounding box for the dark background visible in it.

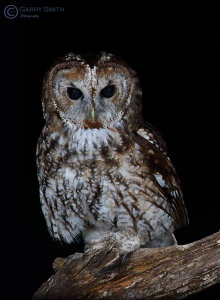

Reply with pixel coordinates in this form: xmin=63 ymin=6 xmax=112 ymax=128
xmin=1 ymin=1 xmax=220 ymax=299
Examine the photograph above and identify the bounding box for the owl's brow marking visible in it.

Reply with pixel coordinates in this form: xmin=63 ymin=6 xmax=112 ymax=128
xmin=85 ymin=65 xmax=97 ymax=106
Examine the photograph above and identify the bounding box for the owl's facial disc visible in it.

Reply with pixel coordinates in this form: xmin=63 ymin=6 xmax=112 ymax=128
xmin=51 ymin=61 xmax=134 ymax=130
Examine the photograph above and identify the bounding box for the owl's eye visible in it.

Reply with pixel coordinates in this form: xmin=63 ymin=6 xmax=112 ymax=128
xmin=67 ymin=87 xmax=83 ymax=100
xmin=100 ymin=85 xmax=116 ymax=98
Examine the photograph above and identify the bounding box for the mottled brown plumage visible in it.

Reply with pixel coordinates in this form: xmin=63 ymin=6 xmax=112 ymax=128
xmin=36 ymin=52 xmax=188 ymax=253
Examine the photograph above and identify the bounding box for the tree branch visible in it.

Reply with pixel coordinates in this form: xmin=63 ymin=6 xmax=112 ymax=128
xmin=33 ymin=231 xmax=220 ymax=299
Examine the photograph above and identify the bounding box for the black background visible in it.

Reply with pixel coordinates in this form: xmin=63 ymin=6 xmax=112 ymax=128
xmin=1 ymin=1 xmax=220 ymax=299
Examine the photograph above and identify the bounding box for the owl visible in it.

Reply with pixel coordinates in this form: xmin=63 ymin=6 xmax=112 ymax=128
xmin=36 ymin=52 xmax=189 ymax=254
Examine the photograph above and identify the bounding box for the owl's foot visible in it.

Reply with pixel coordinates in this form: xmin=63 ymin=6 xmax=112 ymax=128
xmin=83 ymin=233 xmax=136 ymax=276
xmin=84 ymin=232 xmax=141 ymax=255
xmin=141 ymin=232 xmax=177 ymax=248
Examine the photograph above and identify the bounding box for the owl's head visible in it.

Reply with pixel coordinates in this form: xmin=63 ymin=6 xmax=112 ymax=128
xmin=42 ymin=52 xmax=143 ymax=131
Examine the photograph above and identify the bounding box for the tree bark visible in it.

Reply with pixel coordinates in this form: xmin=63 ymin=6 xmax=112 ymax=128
xmin=33 ymin=231 xmax=220 ymax=299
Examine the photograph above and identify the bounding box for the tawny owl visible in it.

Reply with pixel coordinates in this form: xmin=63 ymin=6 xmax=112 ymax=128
xmin=36 ymin=52 xmax=189 ymax=254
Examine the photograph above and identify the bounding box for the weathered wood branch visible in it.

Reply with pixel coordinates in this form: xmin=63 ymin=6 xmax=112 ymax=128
xmin=33 ymin=231 xmax=220 ymax=299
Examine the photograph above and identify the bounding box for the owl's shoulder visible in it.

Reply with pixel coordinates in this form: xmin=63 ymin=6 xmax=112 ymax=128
xmin=136 ymin=122 xmax=168 ymax=155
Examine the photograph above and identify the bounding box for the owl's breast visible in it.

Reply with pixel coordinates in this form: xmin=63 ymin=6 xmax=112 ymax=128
xmin=39 ymin=126 xmax=163 ymax=209
xmin=37 ymin=126 xmax=179 ymax=245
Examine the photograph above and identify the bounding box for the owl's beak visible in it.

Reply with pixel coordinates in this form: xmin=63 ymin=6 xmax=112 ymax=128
xmin=82 ymin=106 xmax=103 ymax=129
xmin=90 ymin=107 xmax=95 ymax=120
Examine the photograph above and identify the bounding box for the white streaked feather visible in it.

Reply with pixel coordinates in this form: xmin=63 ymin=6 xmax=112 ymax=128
xmin=154 ymin=173 xmax=166 ymax=188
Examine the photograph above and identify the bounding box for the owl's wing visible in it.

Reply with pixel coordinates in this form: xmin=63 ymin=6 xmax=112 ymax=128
xmin=136 ymin=122 xmax=189 ymax=229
